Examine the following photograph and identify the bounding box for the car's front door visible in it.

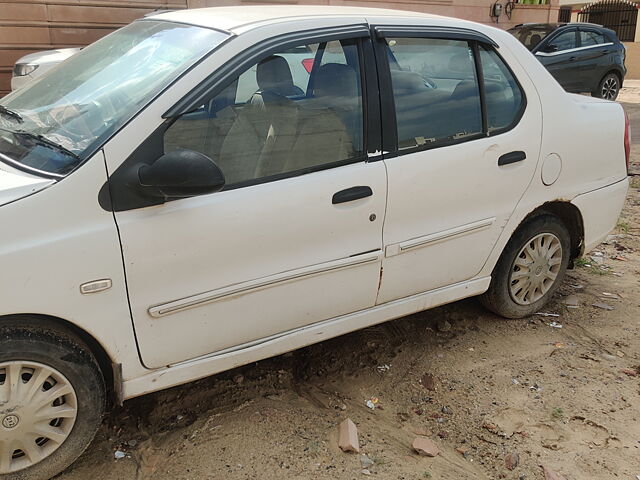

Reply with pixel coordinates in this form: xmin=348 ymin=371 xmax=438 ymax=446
xmin=535 ymin=28 xmax=581 ymax=91
xmin=372 ymin=28 xmax=542 ymax=304
xmin=106 ymin=33 xmax=387 ymax=369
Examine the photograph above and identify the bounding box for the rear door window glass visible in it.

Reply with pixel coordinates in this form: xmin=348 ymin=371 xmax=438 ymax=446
xmin=479 ymin=46 xmax=525 ymax=131
xmin=385 ymin=37 xmax=482 ymax=149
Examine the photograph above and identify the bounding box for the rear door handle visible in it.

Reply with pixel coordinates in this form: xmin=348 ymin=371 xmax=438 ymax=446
xmin=332 ymin=186 xmax=373 ymax=204
xmin=498 ymin=151 xmax=526 ymax=166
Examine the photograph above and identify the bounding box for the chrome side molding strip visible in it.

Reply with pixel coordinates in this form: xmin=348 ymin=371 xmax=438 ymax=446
xmin=535 ymin=42 xmax=613 ymax=57
xmin=148 ymin=250 xmax=382 ymax=318
xmin=398 ymin=217 xmax=496 ymax=253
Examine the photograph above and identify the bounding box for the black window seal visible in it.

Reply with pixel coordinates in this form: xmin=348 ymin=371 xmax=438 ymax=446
xmin=371 ymin=27 xmax=398 ymax=155
xmin=362 ymin=34 xmax=382 ymax=157
xmin=221 ymin=154 xmax=370 ymax=192
xmin=471 ymin=41 xmax=488 ymax=135
xmin=164 ymin=23 xmax=371 ymax=118
xmin=373 ymin=25 xmax=499 ymax=48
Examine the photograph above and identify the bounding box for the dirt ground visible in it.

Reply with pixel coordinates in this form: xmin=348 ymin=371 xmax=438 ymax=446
xmin=59 ymin=96 xmax=640 ymax=480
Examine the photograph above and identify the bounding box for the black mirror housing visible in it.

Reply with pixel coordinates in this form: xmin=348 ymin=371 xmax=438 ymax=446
xmin=137 ymin=150 xmax=225 ymax=199
xmin=543 ymin=43 xmax=558 ymax=53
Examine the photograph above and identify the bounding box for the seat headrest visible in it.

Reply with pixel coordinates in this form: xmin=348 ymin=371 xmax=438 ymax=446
xmin=390 ymin=70 xmax=427 ymax=93
xmin=530 ymin=34 xmax=542 ymax=48
xmin=257 ymin=55 xmax=296 ymax=97
xmin=314 ymin=63 xmax=358 ymax=99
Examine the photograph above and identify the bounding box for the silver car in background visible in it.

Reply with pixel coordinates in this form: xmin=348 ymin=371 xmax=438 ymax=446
xmin=11 ymin=48 xmax=81 ymax=91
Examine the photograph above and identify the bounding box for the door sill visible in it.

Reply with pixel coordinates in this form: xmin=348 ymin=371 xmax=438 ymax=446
xmin=123 ymin=276 xmax=491 ymax=400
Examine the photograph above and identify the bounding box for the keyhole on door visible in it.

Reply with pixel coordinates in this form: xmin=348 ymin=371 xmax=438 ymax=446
xmin=369 ymin=214 xmax=377 ymax=222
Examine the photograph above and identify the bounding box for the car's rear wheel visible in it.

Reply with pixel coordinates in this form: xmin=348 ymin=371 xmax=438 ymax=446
xmin=480 ymin=214 xmax=571 ymax=319
xmin=0 ymin=320 xmax=105 ymax=480
xmin=593 ymin=72 xmax=620 ymax=101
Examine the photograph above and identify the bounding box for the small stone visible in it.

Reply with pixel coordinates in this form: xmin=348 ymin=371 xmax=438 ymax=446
xmin=360 ymin=454 xmax=374 ymax=469
xmin=505 ymin=452 xmax=519 ymax=470
xmin=114 ymin=450 xmax=126 ymax=460
xmin=619 ymin=368 xmax=637 ymax=377
xmin=441 ymin=406 xmax=451 ymax=414
xmin=455 ymin=446 xmax=468 ymax=456
xmin=543 ymin=466 xmax=567 ymax=480
xmin=421 ymin=373 xmax=436 ymax=391
xmin=562 ymin=295 xmax=579 ymax=307
xmin=616 ymin=350 xmax=625 ymax=358
xmin=233 ymin=374 xmax=244 ymax=384
xmin=338 ymin=419 xmax=360 ymax=453
xmin=592 ymin=302 xmax=614 ymax=311
xmin=126 ymin=439 xmax=137 ymax=447
xmin=590 ymin=255 xmax=604 ymax=264
xmin=411 ymin=426 xmax=430 ymax=436
xmin=361 ymin=469 xmax=371 ymax=476
xmin=412 ymin=437 xmax=440 ymax=457
xmin=437 ymin=320 xmax=452 ymax=332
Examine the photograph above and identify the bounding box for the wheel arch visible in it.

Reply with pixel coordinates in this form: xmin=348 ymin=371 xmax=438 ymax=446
xmin=0 ymin=313 xmax=119 ymax=407
xmin=516 ymin=201 xmax=585 ymax=267
xmin=607 ymin=68 xmax=624 ymax=84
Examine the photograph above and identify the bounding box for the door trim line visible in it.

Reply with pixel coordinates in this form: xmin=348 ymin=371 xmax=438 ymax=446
xmin=535 ymin=42 xmax=613 ymax=57
xmin=148 ymin=250 xmax=382 ymax=318
xmin=386 ymin=217 xmax=496 ymax=257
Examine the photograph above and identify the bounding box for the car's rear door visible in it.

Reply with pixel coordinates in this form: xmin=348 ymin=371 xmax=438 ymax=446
xmin=576 ymin=28 xmax=615 ymax=92
xmin=104 ymin=26 xmax=387 ymax=369
xmin=535 ymin=28 xmax=581 ymax=91
xmin=371 ymin=25 xmax=542 ymax=304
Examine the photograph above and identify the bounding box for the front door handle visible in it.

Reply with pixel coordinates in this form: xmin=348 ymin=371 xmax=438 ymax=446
xmin=332 ymin=186 xmax=373 ymax=204
xmin=498 ymin=151 xmax=526 ymax=166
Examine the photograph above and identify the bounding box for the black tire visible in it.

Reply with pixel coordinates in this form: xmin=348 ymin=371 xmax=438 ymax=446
xmin=592 ymin=72 xmax=621 ymax=101
xmin=480 ymin=214 xmax=571 ymax=319
xmin=0 ymin=318 xmax=105 ymax=480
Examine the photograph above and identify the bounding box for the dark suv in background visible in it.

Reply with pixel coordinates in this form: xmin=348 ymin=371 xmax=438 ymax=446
xmin=509 ymin=23 xmax=626 ymax=100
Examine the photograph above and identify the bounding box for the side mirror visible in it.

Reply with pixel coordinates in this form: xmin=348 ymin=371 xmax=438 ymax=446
xmin=541 ymin=43 xmax=559 ymax=53
xmin=137 ymin=149 xmax=225 ymax=200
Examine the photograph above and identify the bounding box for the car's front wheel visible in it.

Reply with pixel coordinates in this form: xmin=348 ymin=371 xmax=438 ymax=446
xmin=480 ymin=214 xmax=571 ymax=319
xmin=0 ymin=319 xmax=105 ymax=480
xmin=593 ymin=72 xmax=621 ymax=101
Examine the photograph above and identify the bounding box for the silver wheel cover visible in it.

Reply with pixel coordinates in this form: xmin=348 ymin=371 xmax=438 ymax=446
xmin=509 ymin=233 xmax=563 ymax=306
xmin=0 ymin=361 xmax=78 ymax=474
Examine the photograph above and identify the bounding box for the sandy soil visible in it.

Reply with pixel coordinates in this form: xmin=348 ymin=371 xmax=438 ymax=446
xmin=58 ymin=99 xmax=640 ymax=480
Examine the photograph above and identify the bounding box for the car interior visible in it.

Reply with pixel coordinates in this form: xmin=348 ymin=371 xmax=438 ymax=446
xmin=164 ymin=39 xmax=363 ymax=187
xmin=164 ymin=37 xmax=522 ymax=186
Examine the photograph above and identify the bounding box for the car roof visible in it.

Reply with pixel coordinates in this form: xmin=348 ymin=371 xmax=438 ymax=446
xmin=512 ymin=22 xmax=603 ymax=29
xmin=152 ymin=6 xmax=446 ymax=33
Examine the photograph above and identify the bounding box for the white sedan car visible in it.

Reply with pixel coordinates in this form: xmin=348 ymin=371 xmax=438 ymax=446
xmin=0 ymin=6 xmax=629 ymax=479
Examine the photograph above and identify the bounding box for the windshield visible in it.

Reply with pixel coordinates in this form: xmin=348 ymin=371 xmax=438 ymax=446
xmin=0 ymin=20 xmax=228 ymax=176
xmin=509 ymin=25 xmax=556 ymax=51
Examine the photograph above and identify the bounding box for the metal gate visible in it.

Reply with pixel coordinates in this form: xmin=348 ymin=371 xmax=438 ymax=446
xmin=578 ymin=0 xmax=638 ymax=41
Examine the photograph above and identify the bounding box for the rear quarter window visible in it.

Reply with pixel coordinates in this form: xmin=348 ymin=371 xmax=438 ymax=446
xmin=479 ymin=46 xmax=525 ymax=132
